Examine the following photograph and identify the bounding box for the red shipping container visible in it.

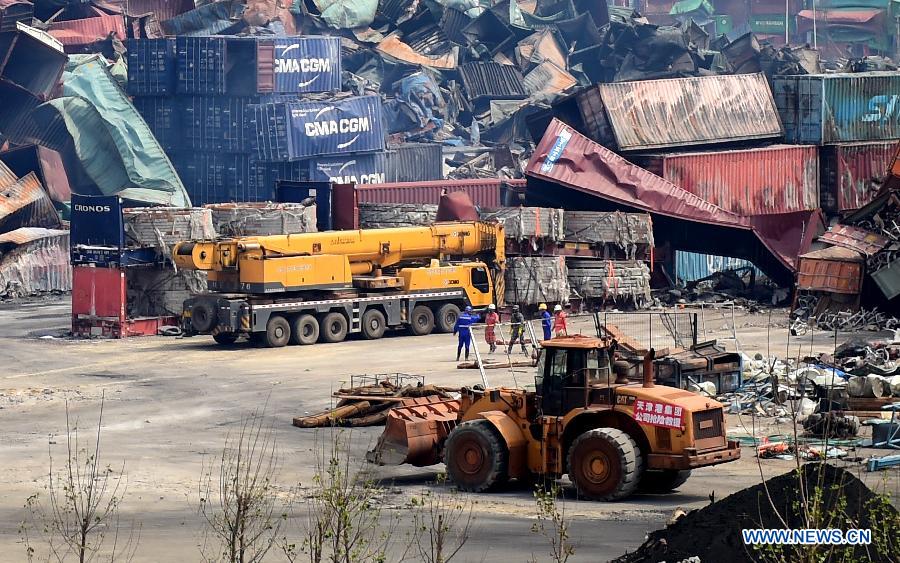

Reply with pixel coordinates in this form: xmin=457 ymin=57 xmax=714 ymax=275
xmin=639 ymin=145 xmax=819 ymax=216
xmin=331 ymin=178 xmax=523 ymax=230
xmin=820 ymin=142 xmax=899 ymax=213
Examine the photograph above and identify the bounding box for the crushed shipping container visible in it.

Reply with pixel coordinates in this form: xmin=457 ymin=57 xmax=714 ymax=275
xmin=123 ymin=207 xmax=215 ymax=257
xmin=0 ymin=227 xmax=70 ymax=298
xmin=479 ymin=207 xmax=564 ymax=241
xmin=576 ymin=73 xmax=783 ymax=150
xmin=206 ymin=202 xmax=317 ymax=236
xmin=638 ymin=145 xmax=819 ymax=216
xmin=567 ymin=259 xmax=651 ymax=306
xmin=358 ymin=203 xmax=437 ymax=229
xmin=562 ymin=211 xmax=654 ymax=260
xmin=821 ymin=141 xmax=900 ymax=212
xmin=127 ymin=268 xmax=207 ymax=318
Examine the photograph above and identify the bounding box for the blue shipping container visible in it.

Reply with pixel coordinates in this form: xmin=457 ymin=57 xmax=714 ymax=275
xmin=675 ymin=251 xmax=763 ymax=282
xmin=172 ymin=152 xmax=306 ymax=206
xmin=126 ymin=39 xmax=176 ymax=96
xmin=249 ymin=95 xmax=385 ymax=160
xmin=307 ymin=152 xmax=389 ymax=184
xmin=274 ymin=36 xmax=341 ymax=93
xmin=133 ymin=97 xmax=180 ymax=151
xmin=774 ymin=72 xmax=900 ymax=144
xmin=180 ymin=95 xmax=293 ymax=153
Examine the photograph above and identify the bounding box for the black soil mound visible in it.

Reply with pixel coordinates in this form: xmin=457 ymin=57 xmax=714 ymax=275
xmin=615 ymin=463 xmax=898 ymax=563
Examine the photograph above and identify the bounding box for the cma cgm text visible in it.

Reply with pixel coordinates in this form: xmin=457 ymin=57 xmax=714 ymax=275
xmin=304 ymin=117 xmax=371 ymax=137
xmin=275 ymin=58 xmax=331 ymax=73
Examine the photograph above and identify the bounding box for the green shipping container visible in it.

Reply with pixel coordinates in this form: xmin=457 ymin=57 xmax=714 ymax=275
xmin=750 ymin=14 xmax=796 ymax=35
xmin=711 ymin=14 xmax=733 ymax=34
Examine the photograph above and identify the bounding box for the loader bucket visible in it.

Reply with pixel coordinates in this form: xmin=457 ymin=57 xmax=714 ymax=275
xmin=366 ymin=396 xmax=461 ymax=467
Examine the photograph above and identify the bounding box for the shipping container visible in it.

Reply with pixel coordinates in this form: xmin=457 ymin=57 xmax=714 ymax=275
xmin=133 ymin=97 xmax=181 ymax=151
xmin=638 ymin=145 xmax=819 ymax=216
xmin=275 ymin=180 xmax=332 ymax=230
xmin=126 ymin=39 xmax=176 ymax=96
xmin=576 ymin=73 xmax=783 ymax=151
xmin=307 ymin=152 xmax=389 ymax=184
xmin=385 ymin=143 xmax=444 ymax=182
xmin=331 ymin=178 xmax=524 ymax=230
xmin=179 ymin=95 xmax=292 ymax=153
xmin=0 ymin=26 xmax=66 ymax=99
xmin=820 ymin=141 xmax=898 ymax=212
xmin=249 ymin=95 xmax=385 ymax=161
xmin=675 ymin=251 xmax=762 ymax=282
xmin=48 ymin=14 xmax=126 ymax=52
xmin=774 ymin=72 xmax=900 ymax=144
xmin=0 ymin=1 xmax=32 ymax=33
xmin=172 ymin=153 xmax=305 ymax=206
xmin=796 ymin=246 xmax=863 ymax=294
xmin=175 ymin=35 xmax=340 ymax=96
xmin=749 ymin=14 xmax=795 ymax=34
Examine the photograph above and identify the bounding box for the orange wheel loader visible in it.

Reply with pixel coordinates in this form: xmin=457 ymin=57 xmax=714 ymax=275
xmin=368 ymin=336 xmax=741 ymax=500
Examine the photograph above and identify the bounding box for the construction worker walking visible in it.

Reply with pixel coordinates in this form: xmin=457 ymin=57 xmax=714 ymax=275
xmin=553 ymin=304 xmax=568 ymax=337
xmin=454 ymin=306 xmax=474 ymax=361
xmin=484 ymin=304 xmax=499 ymax=353
xmin=507 ymin=305 xmax=528 ymax=355
xmin=539 ymin=303 xmax=552 ymax=341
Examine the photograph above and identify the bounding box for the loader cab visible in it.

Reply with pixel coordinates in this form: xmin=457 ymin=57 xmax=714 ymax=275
xmin=535 ymin=337 xmax=613 ymax=416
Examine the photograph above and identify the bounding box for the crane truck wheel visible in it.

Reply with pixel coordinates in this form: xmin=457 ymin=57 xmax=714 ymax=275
xmin=434 ymin=303 xmax=460 ymax=333
xmin=444 ymin=420 xmax=509 ymax=492
xmin=264 ymin=315 xmax=291 ymax=348
xmin=567 ymin=428 xmax=643 ymax=501
xmin=191 ymin=301 xmax=216 ymax=333
xmin=638 ymin=469 xmax=692 ymax=493
xmin=409 ymin=305 xmax=435 ymax=336
xmin=361 ymin=309 xmax=386 ymax=339
xmin=290 ymin=314 xmax=319 ymax=345
xmin=319 ymin=312 xmax=348 ymax=343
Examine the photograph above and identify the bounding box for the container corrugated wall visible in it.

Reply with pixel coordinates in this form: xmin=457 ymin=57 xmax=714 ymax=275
xmin=273 ymin=36 xmax=341 ymax=93
xmin=675 ymin=251 xmax=762 ymax=282
xmin=385 ymin=143 xmax=443 ymax=182
xmin=821 ymin=141 xmax=899 ymax=212
xmin=125 ymin=38 xmax=176 ymax=96
xmin=308 ymin=153 xmax=389 ymax=184
xmin=639 ymin=145 xmax=819 ymax=216
xmin=775 ymin=72 xmax=900 ymax=144
xmin=579 ymin=73 xmax=783 ymax=150
xmin=249 ymin=95 xmax=385 ymax=160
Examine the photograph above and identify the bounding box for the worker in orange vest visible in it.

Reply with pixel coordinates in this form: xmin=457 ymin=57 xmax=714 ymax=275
xmin=553 ymin=304 xmax=568 ymax=336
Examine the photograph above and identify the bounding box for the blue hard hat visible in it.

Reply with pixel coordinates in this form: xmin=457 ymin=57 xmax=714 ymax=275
xmin=465 ymin=306 xmax=473 ymax=312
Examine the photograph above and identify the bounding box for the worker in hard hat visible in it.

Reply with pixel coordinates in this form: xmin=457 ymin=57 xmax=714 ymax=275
xmin=539 ymin=303 xmax=552 ymax=341
xmin=453 ymin=305 xmax=475 ymax=361
xmin=484 ymin=304 xmax=499 ymax=353
xmin=507 ymin=305 xmax=528 ymax=355
xmin=553 ymin=304 xmax=568 ymax=337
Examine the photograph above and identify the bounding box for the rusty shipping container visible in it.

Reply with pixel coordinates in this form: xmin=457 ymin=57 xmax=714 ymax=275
xmin=331 ymin=178 xmax=523 ymax=230
xmin=638 ymin=145 xmax=819 ymax=216
xmin=796 ymin=246 xmax=864 ymax=295
xmin=820 ymin=141 xmax=899 ymax=213
xmin=48 ymin=14 xmax=126 ymax=51
xmin=576 ymin=73 xmax=783 ymax=151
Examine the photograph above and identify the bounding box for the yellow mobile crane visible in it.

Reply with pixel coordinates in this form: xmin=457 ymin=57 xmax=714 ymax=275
xmin=172 ymin=222 xmax=505 ymax=347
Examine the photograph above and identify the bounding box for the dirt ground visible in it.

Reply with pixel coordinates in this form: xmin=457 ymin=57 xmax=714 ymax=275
xmin=0 ymin=297 xmax=897 ymax=562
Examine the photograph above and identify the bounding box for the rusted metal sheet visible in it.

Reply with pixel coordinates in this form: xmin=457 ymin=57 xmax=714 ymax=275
xmin=577 ymin=73 xmax=783 ymax=151
xmin=523 ymin=61 xmax=577 ymax=97
xmin=639 ymin=145 xmax=819 ymax=216
xmin=797 ymin=246 xmax=864 ymax=294
xmin=459 ymin=62 xmax=528 ymax=101
xmin=818 ymin=224 xmax=888 ymax=256
xmin=525 ymin=119 xmax=821 ymax=283
xmin=0 ymin=172 xmax=60 ymax=232
xmin=48 ymin=14 xmax=127 ymax=49
xmin=0 ymin=227 xmax=70 ymax=298
xmin=0 ymin=145 xmax=72 ymax=203
xmin=0 ymin=159 xmax=14 ymax=189
xmin=375 ymin=34 xmax=457 ymax=69
xmin=125 ymin=0 xmax=194 ymax=20
xmin=332 ymin=178 xmax=523 ymax=230
xmin=821 ymin=142 xmax=898 ymax=213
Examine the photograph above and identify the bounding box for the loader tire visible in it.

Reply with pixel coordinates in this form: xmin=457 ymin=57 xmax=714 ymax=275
xmin=212 ymin=332 xmax=239 ymax=345
xmin=567 ymin=428 xmax=643 ymax=501
xmin=290 ymin=314 xmax=319 ymax=346
xmin=409 ymin=305 xmax=434 ymax=336
xmin=445 ymin=420 xmax=509 ymax=492
xmin=319 ymin=312 xmax=348 ymax=343
xmin=265 ymin=315 xmax=291 ymax=348
xmin=361 ymin=309 xmax=386 ymax=340
xmin=434 ymin=303 xmax=460 ymax=334
xmin=639 ymin=470 xmax=692 ymax=493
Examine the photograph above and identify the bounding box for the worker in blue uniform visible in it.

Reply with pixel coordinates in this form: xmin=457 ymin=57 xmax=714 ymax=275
xmin=539 ymin=303 xmax=552 ymax=341
xmin=454 ymin=306 xmax=475 ymax=361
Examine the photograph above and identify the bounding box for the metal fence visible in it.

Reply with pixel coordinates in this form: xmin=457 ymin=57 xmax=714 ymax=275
xmin=594 ymin=310 xmax=698 ymax=351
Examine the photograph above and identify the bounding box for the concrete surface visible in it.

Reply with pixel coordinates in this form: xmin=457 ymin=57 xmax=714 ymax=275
xmin=0 ymin=297 xmax=897 ymax=562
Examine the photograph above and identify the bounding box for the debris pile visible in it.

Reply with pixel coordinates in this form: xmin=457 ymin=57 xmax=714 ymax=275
xmin=206 ymin=201 xmax=317 ymax=237
xmin=292 ymin=375 xmax=454 ymax=428
xmin=616 ymin=464 xmax=899 ymax=563
xmin=358 ymin=203 xmax=438 ymax=229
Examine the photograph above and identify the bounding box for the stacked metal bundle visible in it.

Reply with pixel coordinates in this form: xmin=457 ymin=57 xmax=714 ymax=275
xmin=206 ymin=202 xmax=317 ymax=237
xmin=0 ymin=228 xmax=70 ymax=298
xmin=563 ymin=211 xmax=654 ymax=259
xmin=358 ymin=203 xmax=438 ymax=229
xmin=123 ymin=207 xmax=216 ymax=253
xmin=567 ymin=259 xmax=651 ymax=306
xmin=504 ymin=256 xmax=569 ymax=306
xmin=479 ymin=207 xmax=564 ymax=241
xmin=127 ymin=269 xmax=207 ymax=318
